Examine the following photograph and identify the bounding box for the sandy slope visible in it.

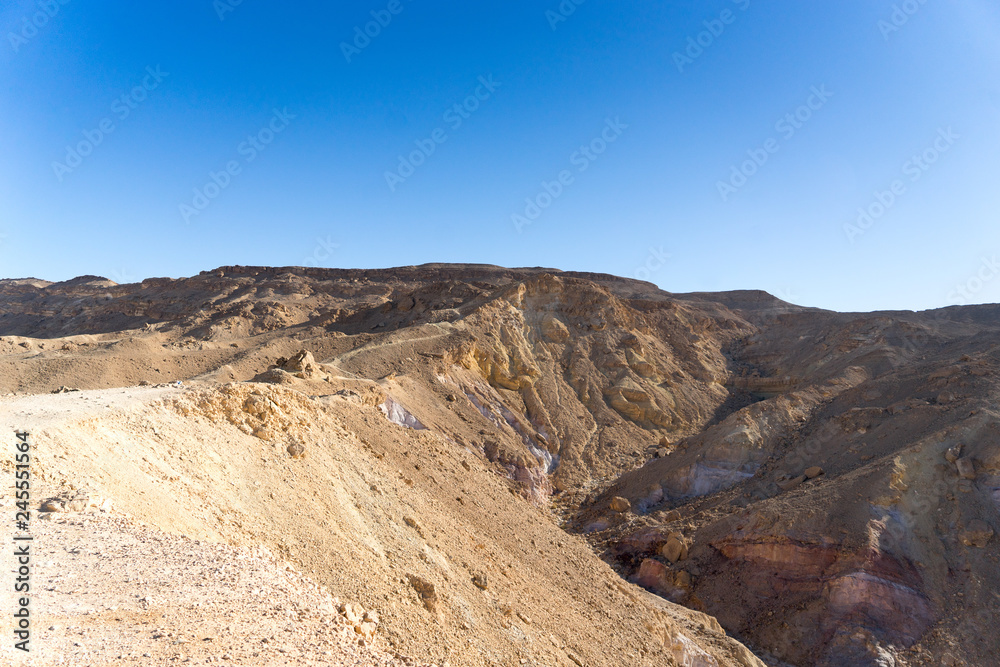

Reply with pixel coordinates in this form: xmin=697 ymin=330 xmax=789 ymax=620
xmin=0 ymin=385 xmax=762 ymax=667
xmin=0 ymin=507 xmax=430 ymax=667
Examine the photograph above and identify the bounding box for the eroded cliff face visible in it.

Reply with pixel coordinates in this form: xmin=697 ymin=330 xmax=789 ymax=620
xmin=576 ymin=308 xmax=1000 ymax=667
xmin=442 ymin=274 xmax=751 ymax=491
xmin=2 ymin=264 xmax=1000 ymax=666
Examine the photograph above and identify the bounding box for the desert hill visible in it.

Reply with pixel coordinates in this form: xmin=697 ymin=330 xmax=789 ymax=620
xmin=1 ymin=264 xmax=997 ymax=666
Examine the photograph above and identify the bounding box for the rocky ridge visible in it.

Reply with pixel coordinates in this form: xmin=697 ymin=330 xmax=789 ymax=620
xmin=2 ymin=264 xmax=999 ymax=665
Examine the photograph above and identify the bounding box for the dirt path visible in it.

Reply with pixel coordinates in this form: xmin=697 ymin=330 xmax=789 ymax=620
xmin=329 ymin=323 xmax=459 ymax=366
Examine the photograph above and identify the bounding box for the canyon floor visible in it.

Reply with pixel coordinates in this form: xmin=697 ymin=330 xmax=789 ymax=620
xmin=1 ymin=264 xmax=997 ymax=666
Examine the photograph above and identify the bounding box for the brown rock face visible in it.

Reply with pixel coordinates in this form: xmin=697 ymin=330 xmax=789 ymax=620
xmin=660 ymin=534 xmax=689 ymax=563
xmin=610 ymin=496 xmax=632 ymax=513
xmin=0 ymin=264 xmax=772 ymax=667
xmin=6 ymin=264 xmax=1000 ymax=666
xmin=956 ymin=457 xmax=976 ymax=480
xmin=631 ymin=558 xmax=692 ymax=603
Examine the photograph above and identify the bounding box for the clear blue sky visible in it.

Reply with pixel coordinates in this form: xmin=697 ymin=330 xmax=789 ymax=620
xmin=1 ymin=1 xmax=998 ymax=312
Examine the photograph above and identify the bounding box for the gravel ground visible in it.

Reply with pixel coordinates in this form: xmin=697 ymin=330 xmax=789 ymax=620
xmin=2 ymin=504 xmax=433 ymax=667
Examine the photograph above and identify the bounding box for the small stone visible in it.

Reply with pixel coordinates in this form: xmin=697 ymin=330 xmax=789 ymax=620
xmin=407 ymin=575 xmax=438 ymax=612
xmin=956 ymin=457 xmax=976 ymax=480
xmin=804 ymin=466 xmax=824 ymax=479
xmin=403 ymin=516 xmax=424 ymax=537
xmin=40 ymin=499 xmax=64 ymax=513
xmin=340 ymin=603 xmax=363 ymax=624
xmin=660 ymin=533 xmax=688 ymax=563
xmin=472 ymin=572 xmax=489 ymax=590
xmin=776 ymin=475 xmax=806 ymax=491
xmin=286 ymin=442 xmax=306 ymax=459
xmin=960 ymin=520 xmax=993 ymax=548
xmin=945 ymin=444 xmax=963 ymax=463
xmin=609 ymin=496 xmax=631 ymax=513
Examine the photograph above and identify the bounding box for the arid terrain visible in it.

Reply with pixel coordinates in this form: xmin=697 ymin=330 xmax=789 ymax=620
xmin=1 ymin=264 xmax=998 ymax=666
